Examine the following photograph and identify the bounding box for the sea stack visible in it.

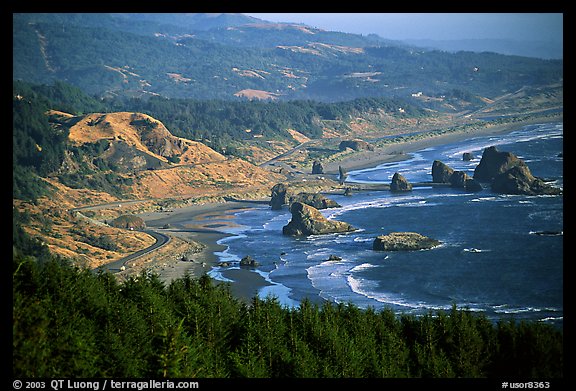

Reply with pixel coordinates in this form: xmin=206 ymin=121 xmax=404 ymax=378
xmin=373 ymin=232 xmax=441 ymax=251
xmin=282 ymin=202 xmax=355 ymax=236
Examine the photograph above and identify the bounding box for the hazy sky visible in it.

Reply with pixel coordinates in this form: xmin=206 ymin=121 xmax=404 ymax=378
xmin=244 ymin=13 xmax=563 ymax=43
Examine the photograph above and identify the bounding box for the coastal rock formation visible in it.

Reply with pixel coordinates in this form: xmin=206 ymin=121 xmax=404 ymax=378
xmin=390 ymin=172 xmax=413 ymax=192
xmin=449 ymin=170 xmax=469 ymax=188
xmin=110 ymin=215 xmax=146 ymax=230
xmin=492 ymin=165 xmax=562 ymax=195
xmin=463 ymin=152 xmax=475 ymax=161
xmin=240 ymin=255 xmax=260 ymax=267
xmin=312 ymin=160 xmax=324 ymax=174
xmin=450 ymin=171 xmax=484 ymax=192
xmin=473 ymin=146 xmax=526 ymax=182
xmin=373 ymin=232 xmax=441 ymax=251
xmin=338 ymin=165 xmax=347 ymax=184
xmin=431 ymin=161 xmax=482 ymax=192
xmin=289 ymin=192 xmax=341 ymax=209
xmin=431 ymin=160 xmax=454 ymax=183
xmin=339 ymin=139 xmax=375 ymax=152
xmin=472 ymin=146 xmax=561 ymax=195
xmin=270 ymin=183 xmax=290 ymax=210
xmin=282 ymin=202 xmax=355 ymax=236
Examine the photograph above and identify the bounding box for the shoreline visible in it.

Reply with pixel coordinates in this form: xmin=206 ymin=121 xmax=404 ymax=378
xmin=323 ymin=114 xmax=563 ymax=175
xmin=139 ymin=115 xmax=562 ymax=303
xmin=139 ymin=200 xmax=275 ymax=302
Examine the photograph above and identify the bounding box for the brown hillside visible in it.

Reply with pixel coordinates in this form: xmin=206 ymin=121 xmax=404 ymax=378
xmin=129 ymin=158 xmax=284 ymax=199
xmin=13 ymin=180 xmax=155 ymax=269
xmin=48 ymin=110 xmax=285 ymax=200
xmin=65 ymin=112 xmax=225 ymax=166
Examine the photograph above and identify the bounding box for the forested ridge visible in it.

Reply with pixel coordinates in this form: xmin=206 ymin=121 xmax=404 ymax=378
xmin=13 ymin=13 xmax=563 ymax=102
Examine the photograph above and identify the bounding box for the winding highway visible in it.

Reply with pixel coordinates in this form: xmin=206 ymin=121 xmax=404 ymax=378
xmin=71 ymin=203 xmax=173 ymax=274
xmin=94 ymin=229 xmax=171 ymax=273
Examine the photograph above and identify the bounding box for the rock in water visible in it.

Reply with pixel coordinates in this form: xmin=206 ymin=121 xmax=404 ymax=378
xmin=432 ymin=160 xmax=454 ymax=183
xmin=270 ymin=183 xmax=290 ymax=210
xmin=240 ymin=255 xmax=260 ymax=267
xmin=449 ymin=170 xmax=483 ymax=192
xmin=390 ymin=172 xmax=413 ymax=192
xmin=473 ymin=146 xmax=526 ymax=182
xmin=289 ymin=192 xmax=341 ymax=209
xmin=373 ymin=232 xmax=441 ymax=251
xmin=492 ymin=165 xmax=562 ymax=195
xmin=338 ymin=165 xmax=347 ymax=184
xmin=283 ymin=202 xmax=355 ymax=236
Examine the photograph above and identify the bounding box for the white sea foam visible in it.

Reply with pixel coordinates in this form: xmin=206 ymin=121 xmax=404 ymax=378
xmin=492 ymin=305 xmax=560 ymax=314
xmin=207 ymin=268 xmax=235 ymax=283
xmin=255 ymin=269 xmax=300 ymax=308
xmin=353 ymin=237 xmax=373 ymax=243
xmin=463 ymin=248 xmax=490 ymax=253
xmin=539 ymin=317 xmax=563 ymax=323
xmin=346 ymin=275 xmax=451 ymax=311
xmin=350 ymin=262 xmax=378 ymax=272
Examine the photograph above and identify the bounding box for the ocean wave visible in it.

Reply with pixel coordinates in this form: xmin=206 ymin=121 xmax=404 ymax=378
xmin=305 ymin=247 xmax=335 ymax=258
xmin=327 ymin=195 xmax=427 ymax=218
xmin=463 ymin=248 xmax=491 ymax=253
xmin=529 ymin=230 xmax=563 ymax=236
xmin=353 ymin=237 xmax=373 ymax=243
xmin=255 ymin=269 xmax=300 ymax=308
xmin=346 ymin=275 xmax=450 ymax=311
xmin=397 ymin=200 xmax=434 ymax=208
xmin=539 ymin=316 xmax=564 ymax=323
xmin=207 ymin=268 xmax=235 ymax=283
xmin=470 ymin=196 xmax=498 ymax=202
xmin=350 ymin=262 xmax=379 ymax=273
xmin=492 ymin=305 xmax=561 ymax=314
xmin=262 ymin=214 xmax=291 ymax=230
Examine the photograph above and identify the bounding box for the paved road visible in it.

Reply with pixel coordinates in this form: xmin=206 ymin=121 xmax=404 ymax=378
xmin=94 ymin=229 xmax=171 ymax=273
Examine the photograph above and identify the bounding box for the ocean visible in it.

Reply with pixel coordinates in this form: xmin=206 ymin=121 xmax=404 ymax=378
xmin=207 ymin=122 xmax=563 ymax=326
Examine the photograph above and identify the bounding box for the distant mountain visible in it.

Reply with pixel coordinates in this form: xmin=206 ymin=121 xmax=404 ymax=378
xmin=13 ymin=13 xmax=267 ymax=36
xmin=112 ymin=13 xmax=267 ymax=32
xmin=402 ymin=38 xmax=563 ymax=60
xmin=13 ymin=13 xmax=563 ymax=102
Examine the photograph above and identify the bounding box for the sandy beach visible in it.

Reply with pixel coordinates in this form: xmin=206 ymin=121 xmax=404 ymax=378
xmin=323 ymin=115 xmax=563 ymax=175
xmin=138 ymin=114 xmax=562 ymax=303
xmin=139 ymin=200 xmax=274 ymax=301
